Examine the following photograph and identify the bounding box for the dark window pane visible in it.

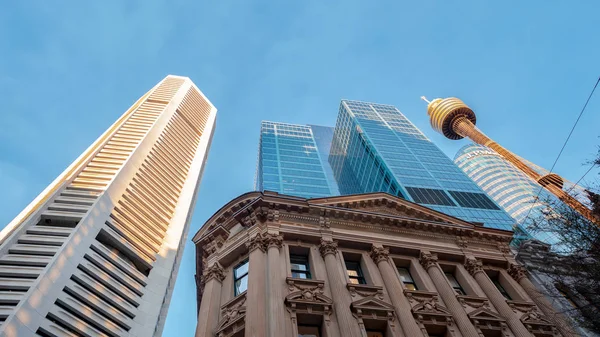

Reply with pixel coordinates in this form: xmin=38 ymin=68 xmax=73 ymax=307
xmin=405 ymin=187 xmax=456 ymax=206
xmin=447 ymin=191 xmax=500 ymax=210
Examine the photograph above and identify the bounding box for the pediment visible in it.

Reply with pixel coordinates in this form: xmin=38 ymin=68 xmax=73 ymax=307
xmin=286 ymin=290 xmax=332 ymax=305
xmin=521 ymin=312 xmax=553 ymax=326
xmin=309 ymin=193 xmax=475 ymax=229
xmin=412 ymin=302 xmax=452 ymax=317
xmin=351 ymin=296 xmax=394 ymax=312
xmin=469 ymin=308 xmax=505 ymax=322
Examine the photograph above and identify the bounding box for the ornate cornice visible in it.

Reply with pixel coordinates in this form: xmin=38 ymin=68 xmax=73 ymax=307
xmin=369 ymin=246 xmax=390 ymax=264
xmin=201 ymin=262 xmax=225 ymax=284
xmin=507 ymin=263 xmax=528 ymax=282
xmin=319 ymin=239 xmax=338 ymax=257
xmin=464 ymin=257 xmax=484 ymax=276
xmin=419 ymin=251 xmax=439 ymax=270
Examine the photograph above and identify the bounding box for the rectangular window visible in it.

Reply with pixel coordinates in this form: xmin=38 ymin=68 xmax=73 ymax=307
xmin=290 ymin=255 xmax=311 ymax=279
xmin=234 ymin=260 xmax=249 ymax=296
xmin=298 ymin=325 xmax=320 ymax=337
xmin=397 ymin=267 xmax=418 ymax=290
xmin=447 ymin=191 xmax=500 ymax=210
xmin=492 ymin=279 xmax=512 ymax=300
xmin=444 ymin=272 xmax=466 ymax=295
xmin=405 ymin=187 xmax=456 ymax=206
xmin=345 ymin=260 xmax=366 ymax=284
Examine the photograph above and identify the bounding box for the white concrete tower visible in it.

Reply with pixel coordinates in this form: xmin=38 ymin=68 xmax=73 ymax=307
xmin=0 ymin=75 xmax=217 ymax=337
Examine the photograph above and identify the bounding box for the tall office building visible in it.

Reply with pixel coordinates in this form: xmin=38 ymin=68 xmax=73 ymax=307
xmin=454 ymin=143 xmax=588 ymax=246
xmin=329 ymin=100 xmax=518 ymax=232
xmin=255 ymin=121 xmax=339 ymax=198
xmin=0 ymin=75 xmax=216 ymax=337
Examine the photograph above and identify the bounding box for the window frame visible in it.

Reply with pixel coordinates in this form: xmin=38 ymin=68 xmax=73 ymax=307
xmin=492 ymin=278 xmax=512 ymax=300
xmin=444 ymin=272 xmax=466 ymax=295
xmin=345 ymin=260 xmax=366 ymax=285
xmin=397 ymin=267 xmax=418 ymax=290
xmin=233 ymin=259 xmax=249 ymax=296
xmin=290 ymin=254 xmax=312 ymax=279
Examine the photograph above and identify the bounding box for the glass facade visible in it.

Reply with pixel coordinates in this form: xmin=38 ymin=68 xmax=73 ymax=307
xmin=454 ymin=143 xmax=575 ymax=245
xmin=255 ymin=121 xmax=340 ymax=198
xmin=329 ymin=100 xmax=516 ymax=231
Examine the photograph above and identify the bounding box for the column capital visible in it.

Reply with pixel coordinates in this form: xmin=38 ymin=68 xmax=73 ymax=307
xmin=265 ymin=232 xmax=284 ymax=250
xmin=370 ymin=245 xmax=390 ymax=264
xmin=202 ymin=262 xmax=226 ymax=284
xmin=464 ymin=257 xmax=484 ymax=276
xmin=247 ymin=232 xmax=268 ymax=252
xmin=319 ymin=239 xmax=338 ymax=257
xmin=507 ymin=263 xmax=528 ymax=282
xmin=419 ymin=251 xmax=438 ymax=270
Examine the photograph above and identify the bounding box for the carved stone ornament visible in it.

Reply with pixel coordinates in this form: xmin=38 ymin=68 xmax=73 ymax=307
xmin=246 ymin=232 xmax=268 ymax=252
xmin=464 ymin=258 xmax=484 ymax=276
xmin=419 ymin=251 xmax=438 ymax=270
xmin=256 ymin=206 xmax=280 ymax=222
xmin=455 ymin=236 xmax=468 ymax=248
xmin=319 ymin=239 xmax=338 ymax=257
xmin=507 ymin=263 xmax=528 ymax=282
xmin=201 ymin=262 xmax=226 ymax=284
xmin=217 ymin=294 xmax=247 ymax=337
xmin=369 ymin=246 xmax=390 ymax=264
xmin=319 ymin=216 xmax=331 ymax=228
xmin=264 ymin=232 xmax=284 ymax=250
xmin=497 ymin=242 xmax=511 ymax=254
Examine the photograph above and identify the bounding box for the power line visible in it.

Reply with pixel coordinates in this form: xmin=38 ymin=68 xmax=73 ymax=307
xmin=521 ymin=76 xmax=600 ymax=225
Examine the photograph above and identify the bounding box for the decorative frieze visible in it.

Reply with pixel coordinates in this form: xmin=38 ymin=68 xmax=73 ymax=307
xmin=419 ymin=251 xmax=439 ymax=270
xmin=346 ymin=283 xmax=385 ymax=300
xmin=369 ymin=245 xmax=390 ymax=264
xmin=319 ymin=239 xmax=338 ymax=257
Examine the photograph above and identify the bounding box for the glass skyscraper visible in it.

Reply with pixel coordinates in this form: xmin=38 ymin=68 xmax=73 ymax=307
xmin=329 ymin=100 xmax=517 ymax=231
xmin=255 ymin=121 xmax=339 ymax=198
xmin=454 ymin=143 xmax=588 ymax=245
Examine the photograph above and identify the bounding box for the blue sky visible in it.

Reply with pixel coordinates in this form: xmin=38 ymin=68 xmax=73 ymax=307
xmin=1 ymin=1 xmax=599 ymax=336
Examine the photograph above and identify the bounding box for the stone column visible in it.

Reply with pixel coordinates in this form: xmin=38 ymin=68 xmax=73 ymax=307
xmin=319 ymin=239 xmax=361 ymax=337
xmin=419 ymin=252 xmax=480 ymax=337
xmin=195 ymin=263 xmax=225 ymax=337
xmin=370 ymin=246 xmax=423 ymax=337
xmin=508 ymin=263 xmax=577 ymax=337
xmin=265 ymin=233 xmax=286 ymax=337
xmin=465 ymin=258 xmax=531 ymax=337
xmin=245 ymin=232 xmax=268 ymax=337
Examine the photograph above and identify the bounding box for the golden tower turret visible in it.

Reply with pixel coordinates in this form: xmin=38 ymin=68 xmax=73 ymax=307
xmin=423 ymin=96 xmax=598 ymax=226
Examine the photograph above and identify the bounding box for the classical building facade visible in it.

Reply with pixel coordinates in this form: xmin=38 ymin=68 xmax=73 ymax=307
xmin=0 ymin=75 xmax=216 ymax=337
xmin=193 ymin=191 xmax=578 ymax=337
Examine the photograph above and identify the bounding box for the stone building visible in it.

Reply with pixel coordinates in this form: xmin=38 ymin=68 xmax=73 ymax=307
xmin=193 ymin=191 xmax=578 ymax=337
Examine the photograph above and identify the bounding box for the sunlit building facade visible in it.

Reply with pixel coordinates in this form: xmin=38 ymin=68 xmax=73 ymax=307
xmin=329 ymin=100 xmax=517 ymax=231
xmin=0 ymin=75 xmax=216 ymax=337
xmin=255 ymin=122 xmax=339 ymax=198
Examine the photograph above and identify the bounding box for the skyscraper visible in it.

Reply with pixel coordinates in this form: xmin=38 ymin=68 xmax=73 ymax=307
xmin=0 ymin=75 xmax=216 ymax=337
xmin=329 ymin=100 xmax=517 ymax=231
xmin=455 ymin=143 xmax=589 ymax=246
xmin=255 ymin=121 xmax=339 ymax=198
